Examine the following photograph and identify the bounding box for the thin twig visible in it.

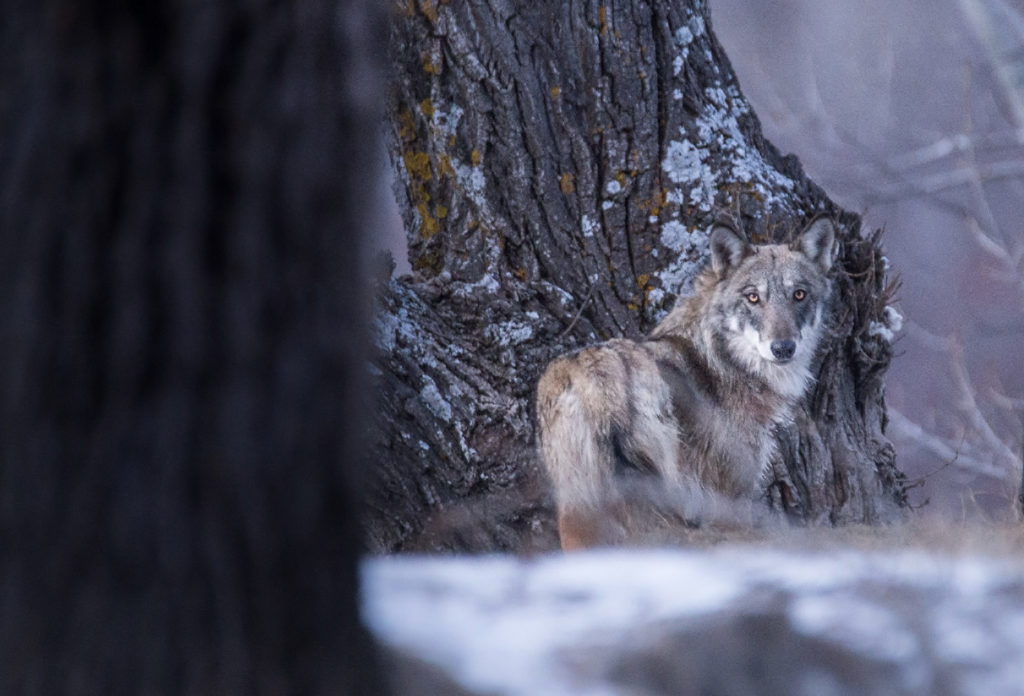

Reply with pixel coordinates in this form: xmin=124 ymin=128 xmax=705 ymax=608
xmin=557 ymin=282 xmax=597 ymax=341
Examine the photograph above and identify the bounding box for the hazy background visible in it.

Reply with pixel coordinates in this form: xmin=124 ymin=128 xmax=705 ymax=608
xmin=712 ymin=0 xmax=1024 ymax=517
xmin=379 ymin=0 xmax=1024 ymax=519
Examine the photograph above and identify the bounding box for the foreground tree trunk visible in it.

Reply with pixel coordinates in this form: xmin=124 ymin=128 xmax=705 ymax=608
xmin=0 ymin=1 xmax=384 ymax=693
xmin=369 ymin=0 xmax=906 ymax=552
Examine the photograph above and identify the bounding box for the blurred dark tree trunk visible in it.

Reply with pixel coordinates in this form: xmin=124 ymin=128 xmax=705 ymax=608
xmin=368 ymin=0 xmax=907 ymax=553
xmin=0 ymin=1 xmax=385 ymax=693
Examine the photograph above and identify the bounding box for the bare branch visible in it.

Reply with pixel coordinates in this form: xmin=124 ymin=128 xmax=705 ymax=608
xmin=889 ymin=410 xmax=1013 ymax=481
xmin=887 ymin=129 xmax=1024 ymax=170
xmin=958 ymin=0 xmax=1024 ymax=127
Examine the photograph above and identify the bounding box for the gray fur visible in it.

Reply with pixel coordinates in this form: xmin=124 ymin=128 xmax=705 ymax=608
xmin=793 ymin=216 xmax=836 ymax=271
xmin=709 ymin=223 xmax=750 ymax=278
xmin=536 ymin=218 xmax=838 ymax=550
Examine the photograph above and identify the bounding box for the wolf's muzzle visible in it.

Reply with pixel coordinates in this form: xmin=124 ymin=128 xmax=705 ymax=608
xmin=770 ymin=339 xmax=796 ymax=362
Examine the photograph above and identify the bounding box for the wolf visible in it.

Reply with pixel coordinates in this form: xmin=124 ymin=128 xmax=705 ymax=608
xmin=536 ymin=217 xmax=837 ymax=550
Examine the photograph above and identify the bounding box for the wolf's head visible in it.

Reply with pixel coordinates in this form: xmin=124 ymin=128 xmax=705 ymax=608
xmin=706 ymin=217 xmax=836 ymax=398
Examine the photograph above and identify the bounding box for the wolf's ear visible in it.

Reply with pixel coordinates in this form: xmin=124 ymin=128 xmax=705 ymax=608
xmin=709 ymin=224 xmax=750 ymax=278
xmin=795 ymin=217 xmax=836 ymax=272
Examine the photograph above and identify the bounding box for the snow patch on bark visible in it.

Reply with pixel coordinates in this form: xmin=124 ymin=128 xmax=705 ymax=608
xmin=672 ymin=12 xmax=706 ymax=74
xmin=660 ymin=84 xmax=796 ymax=218
xmin=663 ymin=139 xmax=708 ymax=185
xmin=374 ymin=294 xmax=422 ymax=354
xmin=431 ymin=103 xmax=463 ymax=139
xmin=649 ymin=219 xmax=710 ymax=308
xmin=581 ymin=215 xmax=597 ymax=237
xmin=662 ymin=138 xmax=715 ymax=212
xmin=697 ymin=86 xmax=795 ymax=208
xmin=419 ymin=375 xmax=453 ymax=421
xmin=485 ymin=318 xmax=534 ymax=347
xmin=660 ymin=220 xmax=701 ymax=251
xmin=869 ymin=306 xmax=904 ymax=343
xmin=451 ymin=272 xmax=500 ymax=298
xmin=455 ymin=162 xmax=486 ymax=197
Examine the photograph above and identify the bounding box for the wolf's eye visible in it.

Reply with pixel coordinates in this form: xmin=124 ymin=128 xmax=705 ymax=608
xmin=746 ymin=292 xmax=760 ymax=304
xmin=793 ymin=289 xmax=807 ymax=301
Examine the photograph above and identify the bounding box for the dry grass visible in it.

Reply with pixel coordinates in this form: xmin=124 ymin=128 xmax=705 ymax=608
xmin=619 ymin=515 xmax=1024 ymax=559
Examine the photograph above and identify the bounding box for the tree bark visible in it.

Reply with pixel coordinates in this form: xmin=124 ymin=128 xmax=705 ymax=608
xmin=0 ymin=1 xmax=385 ymax=693
xmin=369 ymin=0 xmax=906 ymax=553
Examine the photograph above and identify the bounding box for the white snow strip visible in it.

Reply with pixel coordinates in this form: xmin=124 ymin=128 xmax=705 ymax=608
xmin=362 ymin=548 xmax=1024 ymax=696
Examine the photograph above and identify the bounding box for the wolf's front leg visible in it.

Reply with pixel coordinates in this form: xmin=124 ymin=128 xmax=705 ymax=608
xmin=556 ymin=504 xmax=629 ymax=551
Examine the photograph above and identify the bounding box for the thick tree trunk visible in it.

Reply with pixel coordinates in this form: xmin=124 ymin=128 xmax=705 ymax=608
xmin=369 ymin=0 xmax=906 ymax=552
xmin=0 ymin=1 xmax=385 ymax=693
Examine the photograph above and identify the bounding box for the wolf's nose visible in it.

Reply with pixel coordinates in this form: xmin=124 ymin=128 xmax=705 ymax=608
xmin=770 ymin=340 xmax=796 ymax=361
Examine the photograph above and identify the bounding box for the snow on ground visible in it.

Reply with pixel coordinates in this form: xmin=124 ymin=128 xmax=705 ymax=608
xmin=363 ymin=546 xmax=1024 ymax=696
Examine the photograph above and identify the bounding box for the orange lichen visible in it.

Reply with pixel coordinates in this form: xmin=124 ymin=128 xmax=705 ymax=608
xmin=419 ymin=98 xmax=434 ymax=118
xmin=422 ymin=54 xmax=441 ymax=74
xmin=437 ymin=154 xmax=455 ymax=179
xmin=412 ymin=251 xmax=441 ymax=272
xmin=640 ymin=188 xmax=668 ymax=216
xmin=403 ymin=151 xmax=432 ymax=181
xmin=419 ymin=0 xmax=438 ymax=23
xmin=470 ymin=149 xmax=482 ymax=166
xmin=416 ymin=202 xmax=439 ymax=239
xmin=397 ymin=108 xmax=417 ymax=142
xmin=550 ymin=85 xmax=561 ymax=99
xmin=559 ymin=172 xmax=576 ymax=195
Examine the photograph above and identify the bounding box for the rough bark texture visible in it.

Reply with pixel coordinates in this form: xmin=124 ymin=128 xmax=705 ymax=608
xmin=369 ymin=0 xmax=906 ymax=553
xmin=0 ymin=1 xmax=385 ymax=693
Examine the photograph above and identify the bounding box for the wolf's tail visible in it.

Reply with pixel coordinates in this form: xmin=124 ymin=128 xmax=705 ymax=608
xmin=535 ymin=357 xmax=613 ymax=515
